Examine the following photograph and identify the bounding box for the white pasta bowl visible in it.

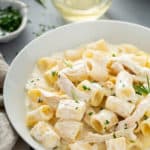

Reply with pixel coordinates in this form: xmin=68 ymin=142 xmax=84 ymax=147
xmin=3 ymin=20 xmax=150 ymax=150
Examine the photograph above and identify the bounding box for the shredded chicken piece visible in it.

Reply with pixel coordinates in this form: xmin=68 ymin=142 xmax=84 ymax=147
xmin=57 ymin=73 xmax=89 ymax=102
xmin=117 ymin=94 xmax=150 ymax=130
xmin=82 ymin=126 xmax=136 ymax=143
xmin=113 ymin=55 xmax=150 ymax=76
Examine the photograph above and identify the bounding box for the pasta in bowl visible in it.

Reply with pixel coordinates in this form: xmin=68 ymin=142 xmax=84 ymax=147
xmin=25 ymin=39 xmax=150 ymax=150
xmin=4 ymin=20 xmax=150 ymax=150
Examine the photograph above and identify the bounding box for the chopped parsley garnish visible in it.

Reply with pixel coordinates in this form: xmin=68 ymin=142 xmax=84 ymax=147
xmin=113 ymin=133 xmax=116 ymax=138
xmin=27 ymin=19 xmax=32 ymax=24
xmin=88 ymin=112 xmax=93 ymax=116
xmin=82 ymin=85 xmax=91 ymax=91
xmin=122 ymin=84 xmax=125 ymax=87
xmin=53 ymin=146 xmax=58 ymax=150
xmin=37 ymin=97 xmax=43 ymax=103
xmin=0 ymin=7 xmax=22 ymax=32
xmin=64 ymin=60 xmax=73 ymax=68
xmin=104 ymin=120 xmax=110 ymax=125
xmin=110 ymin=88 xmax=113 ymax=91
xmin=51 ymin=71 xmax=58 ymax=77
xmin=124 ymin=123 xmax=128 ymax=129
xmin=71 ymin=89 xmax=78 ymax=103
xmin=75 ymin=107 xmax=78 ymax=110
xmin=134 ymin=84 xmax=149 ymax=95
xmin=130 ymin=140 xmax=135 ymax=143
xmin=112 ymin=93 xmax=116 ymax=96
xmin=143 ymin=115 xmax=148 ymax=120
xmin=146 ymin=74 xmax=150 ymax=90
xmin=35 ymin=0 xmax=46 ymax=8
xmin=112 ymin=53 xmax=116 ymax=57
xmin=30 ymin=80 xmax=34 ymax=83
xmin=134 ymin=74 xmax=150 ymax=95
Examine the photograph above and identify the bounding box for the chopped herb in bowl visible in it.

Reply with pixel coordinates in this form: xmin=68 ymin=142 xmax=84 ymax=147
xmin=0 ymin=6 xmax=22 ymax=33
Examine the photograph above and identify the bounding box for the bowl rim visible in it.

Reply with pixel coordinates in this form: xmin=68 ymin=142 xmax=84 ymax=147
xmin=3 ymin=20 xmax=150 ymax=149
xmin=0 ymin=0 xmax=28 ymax=41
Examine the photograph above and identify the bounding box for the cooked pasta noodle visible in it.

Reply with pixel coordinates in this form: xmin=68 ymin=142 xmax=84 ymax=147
xmin=106 ymin=137 xmax=126 ymax=150
xmin=140 ymin=118 xmax=150 ymax=136
xmin=115 ymin=71 xmax=136 ymax=102
xmin=105 ymin=96 xmax=135 ymax=118
xmin=128 ymin=140 xmax=142 ymax=150
xmin=77 ymin=80 xmax=105 ymax=106
xmin=30 ymin=121 xmax=60 ymax=149
xmin=90 ymin=109 xmax=118 ymax=133
xmin=26 ymin=105 xmax=53 ymax=127
xmin=55 ymin=120 xmax=83 ymax=142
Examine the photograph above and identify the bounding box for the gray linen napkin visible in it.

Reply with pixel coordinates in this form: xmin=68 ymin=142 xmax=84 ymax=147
xmin=0 ymin=53 xmax=18 ymax=150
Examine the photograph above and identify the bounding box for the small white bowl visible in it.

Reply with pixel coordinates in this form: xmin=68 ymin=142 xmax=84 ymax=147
xmin=4 ymin=20 xmax=150 ymax=150
xmin=0 ymin=0 xmax=28 ymax=43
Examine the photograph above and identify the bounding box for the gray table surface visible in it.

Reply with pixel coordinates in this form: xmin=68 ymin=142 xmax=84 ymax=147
xmin=1 ymin=0 xmax=150 ymax=149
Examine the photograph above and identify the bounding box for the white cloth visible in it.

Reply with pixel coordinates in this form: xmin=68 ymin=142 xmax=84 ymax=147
xmin=0 ymin=53 xmax=18 ymax=150
xmin=0 ymin=112 xmax=18 ymax=150
xmin=0 ymin=53 xmax=8 ymax=89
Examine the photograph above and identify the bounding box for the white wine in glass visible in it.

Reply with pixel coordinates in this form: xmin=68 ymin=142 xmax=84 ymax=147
xmin=52 ymin=0 xmax=112 ymax=22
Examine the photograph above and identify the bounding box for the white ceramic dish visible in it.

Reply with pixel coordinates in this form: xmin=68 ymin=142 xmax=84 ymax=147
xmin=0 ymin=0 xmax=28 ymax=43
xmin=4 ymin=20 xmax=150 ymax=150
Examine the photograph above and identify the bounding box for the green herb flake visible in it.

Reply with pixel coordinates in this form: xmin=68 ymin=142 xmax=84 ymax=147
xmin=146 ymin=74 xmax=150 ymax=91
xmin=112 ymin=93 xmax=116 ymax=96
xmin=104 ymin=120 xmax=110 ymax=125
xmin=32 ymin=24 xmax=56 ymax=37
xmin=71 ymin=89 xmax=79 ymax=103
xmin=112 ymin=53 xmax=116 ymax=57
xmin=133 ymin=84 xmax=149 ymax=95
xmin=30 ymin=80 xmax=34 ymax=83
xmin=134 ymin=74 xmax=150 ymax=96
xmin=1 ymin=32 xmax=6 ymax=36
xmin=82 ymin=85 xmax=91 ymax=91
xmin=35 ymin=0 xmax=46 ymax=8
xmin=53 ymin=146 xmax=58 ymax=150
xmin=124 ymin=123 xmax=128 ymax=129
xmin=51 ymin=71 xmax=58 ymax=77
xmin=130 ymin=140 xmax=135 ymax=143
xmin=37 ymin=97 xmax=43 ymax=103
xmin=113 ymin=133 xmax=116 ymax=138
xmin=75 ymin=107 xmax=78 ymax=110
xmin=64 ymin=60 xmax=73 ymax=68
xmin=143 ymin=115 xmax=148 ymax=120
xmin=122 ymin=84 xmax=125 ymax=87
xmin=32 ymin=31 xmax=41 ymax=37
xmin=27 ymin=19 xmax=32 ymax=24
xmin=88 ymin=112 xmax=93 ymax=116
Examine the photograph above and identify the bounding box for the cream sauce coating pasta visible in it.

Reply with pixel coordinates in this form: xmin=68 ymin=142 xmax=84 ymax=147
xmin=25 ymin=39 xmax=150 ymax=150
